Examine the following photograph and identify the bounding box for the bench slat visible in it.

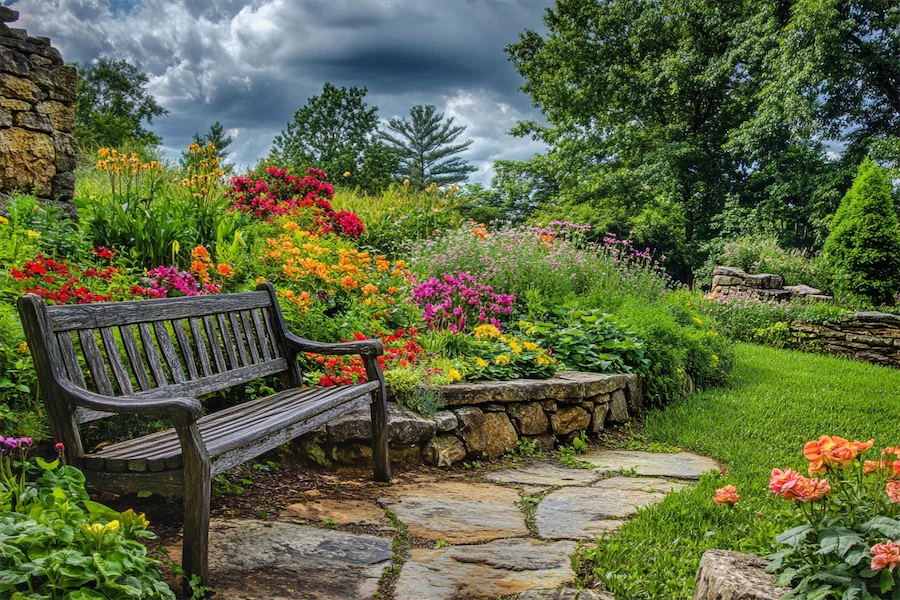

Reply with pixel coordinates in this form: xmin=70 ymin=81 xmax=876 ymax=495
xmin=251 ymin=309 xmax=272 ymax=361
xmin=261 ymin=308 xmax=281 ymax=358
xmin=215 ymin=314 xmax=238 ymax=371
xmin=202 ymin=316 xmax=226 ymax=373
xmin=189 ymin=318 xmax=213 ymax=377
xmin=138 ymin=322 xmax=168 ymax=387
xmin=153 ymin=321 xmax=185 ymax=384
xmin=240 ymin=310 xmax=261 ymax=364
xmin=228 ymin=312 xmax=249 ymax=367
xmin=120 ymin=325 xmax=152 ymax=392
xmin=172 ymin=319 xmax=199 ymax=380
xmin=56 ymin=331 xmax=86 ymax=389
xmin=100 ymin=327 xmax=133 ymax=396
xmin=46 ymin=291 xmax=272 ymax=331
xmin=132 ymin=359 xmax=288 ymax=401
xmin=78 ymin=330 xmax=114 ymax=396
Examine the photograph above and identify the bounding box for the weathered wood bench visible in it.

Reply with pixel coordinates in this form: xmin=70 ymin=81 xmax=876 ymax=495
xmin=17 ymin=282 xmax=390 ymax=586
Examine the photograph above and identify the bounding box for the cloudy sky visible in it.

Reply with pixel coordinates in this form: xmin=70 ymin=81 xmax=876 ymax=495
xmin=6 ymin=0 xmax=553 ymax=183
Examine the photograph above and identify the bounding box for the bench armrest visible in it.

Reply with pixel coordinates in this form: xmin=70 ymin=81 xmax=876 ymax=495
xmin=57 ymin=379 xmax=203 ymax=419
xmin=284 ymin=332 xmax=384 ymax=358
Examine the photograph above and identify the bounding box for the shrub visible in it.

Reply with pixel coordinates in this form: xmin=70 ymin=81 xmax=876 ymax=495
xmin=412 ymin=272 xmax=514 ymax=333
xmin=0 ymin=439 xmax=175 ymax=599
xmin=824 ymin=158 xmax=900 ymax=305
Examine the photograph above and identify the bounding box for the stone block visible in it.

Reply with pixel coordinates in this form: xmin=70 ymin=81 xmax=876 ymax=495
xmin=712 ymin=266 xmax=747 ymax=278
xmin=326 ymin=402 xmax=436 ymax=445
xmin=35 ymin=101 xmax=74 ymax=132
xmin=0 ymin=73 xmax=40 ymax=102
xmin=507 ymin=401 xmax=550 ymax=435
xmin=741 ymin=273 xmax=784 ymax=289
xmin=14 ymin=111 xmax=52 ymax=132
xmin=432 ymin=409 xmax=458 ymax=432
xmin=550 ymin=406 xmax=591 ymax=435
xmin=0 ymin=6 xmax=19 ymax=22
xmin=0 ymin=107 xmax=10 ymax=127
xmin=591 ymin=403 xmax=609 ymax=433
xmin=423 ymin=435 xmax=467 ymax=467
xmin=455 ymin=407 xmax=518 ymax=458
xmin=0 ymin=127 xmax=55 ymax=196
xmin=711 ymin=275 xmax=743 ymax=287
xmin=0 ymin=46 xmax=31 ymax=76
xmin=607 ymin=389 xmax=629 ymax=424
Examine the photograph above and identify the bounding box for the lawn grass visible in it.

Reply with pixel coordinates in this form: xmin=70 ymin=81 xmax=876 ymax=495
xmin=580 ymin=343 xmax=900 ymax=599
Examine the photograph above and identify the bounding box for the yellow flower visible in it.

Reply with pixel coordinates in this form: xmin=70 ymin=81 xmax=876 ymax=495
xmin=495 ymin=354 xmax=511 ymax=365
xmin=26 ymin=230 xmax=40 ymax=238
xmin=343 ymin=171 xmax=351 ymax=177
xmin=475 ymin=357 xmax=488 ymax=368
xmin=523 ymin=341 xmax=538 ymax=351
xmin=693 ymin=317 xmax=703 ymax=325
xmin=403 ymin=179 xmax=410 ymax=186
xmin=17 ymin=342 xmax=27 ymax=354
xmin=448 ymin=368 xmax=462 ymax=382
xmin=0 ymin=216 xmax=7 ymax=225
xmin=509 ymin=340 xmax=523 ymax=355
xmin=473 ymin=324 xmax=501 ymax=339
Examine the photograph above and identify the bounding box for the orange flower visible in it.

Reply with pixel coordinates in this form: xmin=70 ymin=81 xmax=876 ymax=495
xmin=362 ymin=284 xmax=378 ymax=295
xmin=216 ymin=263 xmax=234 ymax=277
xmin=191 ymin=245 xmax=210 ymax=259
xmin=769 ymin=468 xmax=831 ymax=502
xmin=871 ymin=542 xmax=900 ymax=572
xmin=713 ymin=485 xmax=740 ymax=505
xmin=340 ymin=276 xmax=358 ymax=288
xmin=769 ymin=468 xmax=802 ymax=496
xmin=803 ymin=436 xmax=874 ymax=473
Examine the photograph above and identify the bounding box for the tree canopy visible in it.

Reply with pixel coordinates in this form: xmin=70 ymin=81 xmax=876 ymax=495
xmin=378 ymin=104 xmax=476 ymax=189
xmin=75 ymin=58 xmax=168 ymax=149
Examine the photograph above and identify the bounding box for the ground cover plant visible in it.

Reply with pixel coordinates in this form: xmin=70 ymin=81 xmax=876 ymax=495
xmin=579 ymin=343 xmax=900 ymax=599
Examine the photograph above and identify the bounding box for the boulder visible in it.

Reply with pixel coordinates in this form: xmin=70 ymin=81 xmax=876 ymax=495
xmin=508 ymin=401 xmax=550 ymax=435
xmin=423 ymin=435 xmax=467 ymax=467
xmin=692 ymin=549 xmax=789 ymax=600
xmin=784 ymin=284 xmax=822 ymax=297
xmin=550 ymin=406 xmax=591 ymax=435
xmin=326 ymin=402 xmax=436 ymax=445
xmin=456 ymin=407 xmax=518 ymax=458
xmin=606 ymin=389 xmax=629 ymax=424
xmin=712 ymin=266 xmax=747 ymax=278
xmin=0 ymin=6 xmax=19 ymax=23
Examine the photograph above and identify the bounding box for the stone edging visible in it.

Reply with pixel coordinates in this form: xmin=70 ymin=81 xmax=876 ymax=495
xmin=297 ymin=370 xmax=642 ymax=468
xmin=693 ymin=549 xmax=788 ymax=600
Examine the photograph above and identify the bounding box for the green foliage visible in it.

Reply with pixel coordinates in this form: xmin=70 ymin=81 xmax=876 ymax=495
xmin=824 ymin=159 xmax=900 ymax=305
xmin=0 ymin=447 xmax=174 ymax=599
xmin=75 ymin=58 xmax=168 ymax=149
xmin=378 ymin=104 xmax=476 ymax=189
xmin=581 ymin=343 xmax=900 ymax=598
xmin=184 ymin=121 xmax=233 ymax=172
xmin=383 ymin=367 xmax=446 ymax=417
xmin=516 ymin=307 xmax=648 ymax=374
xmin=269 ymin=83 xmax=397 ymax=193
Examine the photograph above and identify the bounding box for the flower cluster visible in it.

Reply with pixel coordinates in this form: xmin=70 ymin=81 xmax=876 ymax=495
xmin=95 ymin=147 xmax=162 ymax=176
xmin=304 ymin=328 xmax=425 ymax=386
xmin=804 ymin=435 xmax=874 ymax=473
xmin=10 ymin=251 xmax=122 ymax=304
xmin=181 ymin=142 xmax=226 ymax=197
xmin=131 ymin=267 xmax=221 ymax=298
xmin=189 ymin=245 xmax=233 ymax=283
xmin=465 ymin=324 xmax=557 ymax=380
xmin=0 ymin=436 xmax=32 ymax=454
xmin=412 ymin=272 xmax=514 ymax=333
xmin=768 ymin=468 xmax=832 ymax=502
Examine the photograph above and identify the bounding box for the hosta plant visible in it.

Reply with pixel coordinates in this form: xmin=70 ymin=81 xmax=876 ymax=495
xmin=0 ymin=438 xmax=176 ymax=599
xmin=721 ymin=436 xmax=900 ymax=599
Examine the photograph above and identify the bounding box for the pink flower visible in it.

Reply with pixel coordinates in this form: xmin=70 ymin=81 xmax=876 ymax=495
xmin=871 ymin=542 xmax=900 ymax=571
xmin=713 ymin=485 xmax=740 ymax=505
xmin=887 ymin=481 xmax=900 ymax=504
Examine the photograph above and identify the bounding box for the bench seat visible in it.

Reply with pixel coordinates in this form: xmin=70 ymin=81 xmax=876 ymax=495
xmin=81 ymin=382 xmax=379 ymax=474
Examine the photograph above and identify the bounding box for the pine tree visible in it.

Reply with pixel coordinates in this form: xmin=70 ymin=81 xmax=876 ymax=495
xmin=378 ymin=105 xmax=476 ymax=188
xmin=824 ymin=158 xmax=900 ymax=305
xmin=184 ymin=121 xmax=233 ymax=171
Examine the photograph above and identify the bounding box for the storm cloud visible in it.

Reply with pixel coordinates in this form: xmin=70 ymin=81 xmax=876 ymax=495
xmin=6 ymin=0 xmax=552 ymax=181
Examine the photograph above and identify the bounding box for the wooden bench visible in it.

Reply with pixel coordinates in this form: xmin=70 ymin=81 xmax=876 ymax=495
xmin=17 ymin=282 xmax=390 ymax=586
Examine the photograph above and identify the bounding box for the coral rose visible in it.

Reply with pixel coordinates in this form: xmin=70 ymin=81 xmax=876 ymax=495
xmin=713 ymin=485 xmax=740 ymax=505
xmin=888 ymin=481 xmax=900 ymax=504
xmin=871 ymin=541 xmax=900 ymax=572
xmin=769 ymin=468 xmax=802 ymax=496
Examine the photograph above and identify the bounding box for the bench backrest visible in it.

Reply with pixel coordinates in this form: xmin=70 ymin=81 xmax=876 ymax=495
xmin=17 ymin=282 xmax=302 ymax=455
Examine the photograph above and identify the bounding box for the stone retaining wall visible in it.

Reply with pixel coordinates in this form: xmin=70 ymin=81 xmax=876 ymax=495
xmin=791 ymin=312 xmax=900 ymax=368
xmin=711 ymin=266 xmax=832 ymax=302
xmin=0 ymin=7 xmax=76 ymax=212
xmin=296 ymin=371 xmax=641 ymax=469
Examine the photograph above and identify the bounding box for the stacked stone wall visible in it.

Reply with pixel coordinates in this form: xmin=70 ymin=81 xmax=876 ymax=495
xmin=296 ymin=371 xmax=641 ymax=469
xmin=711 ymin=266 xmax=832 ymax=301
xmin=0 ymin=7 xmax=76 ymax=213
xmin=791 ymin=312 xmax=900 ymax=368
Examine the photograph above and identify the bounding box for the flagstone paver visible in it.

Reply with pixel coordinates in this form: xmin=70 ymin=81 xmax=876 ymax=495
xmin=203 ymin=519 xmax=392 ymax=600
xmin=196 ymin=450 xmax=718 ymax=599
xmin=581 ymin=449 xmax=720 ymax=479
xmin=536 ymin=477 xmax=689 ymax=540
xmin=392 ymin=538 xmax=578 ymax=600
xmin=378 ymin=481 xmax=529 ymax=543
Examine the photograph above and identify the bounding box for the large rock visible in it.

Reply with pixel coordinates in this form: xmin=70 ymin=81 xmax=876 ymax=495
xmin=379 ymin=482 xmax=528 ymax=543
xmin=438 ymin=372 xmax=631 ymax=406
xmin=581 ymin=450 xmax=721 ymax=480
xmin=455 ymin=407 xmax=518 ymax=458
xmin=606 ymin=389 xmax=629 ymax=424
xmin=550 ymin=406 xmax=591 ymax=435
xmin=202 ymin=519 xmax=392 ymax=600
xmin=393 ymin=538 xmax=577 ymax=600
xmin=508 ymin=401 xmax=550 ymax=435
xmin=0 ymin=127 xmax=54 ymax=196
xmin=423 ymin=434 xmax=467 ymax=467
xmin=784 ymin=284 xmax=822 ymax=297
xmin=535 ymin=477 xmax=687 ymax=540
xmin=712 ymin=275 xmax=744 ymax=287
xmin=693 ymin=549 xmax=789 ymax=600
xmin=326 ymin=402 xmax=436 ymax=445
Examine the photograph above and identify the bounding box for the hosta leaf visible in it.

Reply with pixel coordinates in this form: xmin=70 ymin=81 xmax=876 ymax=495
xmin=777 ymin=524 xmax=815 ymax=548
xmin=844 ymin=548 xmax=869 ymax=567
xmin=818 ymin=527 xmax=865 ymax=558
xmin=859 ymin=517 xmax=900 ymax=540
xmin=842 ymin=580 xmax=862 ymax=600
xmin=810 ymin=566 xmax=853 ymax=586
xmin=807 ymin=584 xmax=834 ymax=600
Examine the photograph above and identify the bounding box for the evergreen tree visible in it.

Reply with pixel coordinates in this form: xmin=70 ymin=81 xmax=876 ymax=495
xmin=183 ymin=121 xmax=233 ymax=171
xmin=824 ymin=158 xmax=900 ymax=305
xmin=378 ymin=105 xmax=476 ymax=188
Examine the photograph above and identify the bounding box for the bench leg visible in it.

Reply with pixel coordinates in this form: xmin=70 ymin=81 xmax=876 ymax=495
xmin=371 ymin=388 xmax=391 ymax=482
xmin=174 ymin=417 xmax=212 ymax=591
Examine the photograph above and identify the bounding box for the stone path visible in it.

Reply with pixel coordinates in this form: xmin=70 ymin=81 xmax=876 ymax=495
xmin=193 ymin=450 xmax=720 ymax=600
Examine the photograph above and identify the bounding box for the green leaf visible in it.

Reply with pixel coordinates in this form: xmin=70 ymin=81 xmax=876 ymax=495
xmin=882 ymin=568 xmax=895 ymax=595
xmin=818 ymin=527 xmax=865 ymax=558
xmin=35 ymin=458 xmax=59 ymax=471
xmin=776 ymin=524 xmax=815 ymax=548
xmin=859 ymin=517 xmax=900 ymax=540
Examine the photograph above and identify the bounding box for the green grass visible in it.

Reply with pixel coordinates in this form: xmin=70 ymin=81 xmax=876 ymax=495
xmin=580 ymin=343 xmax=900 ymax=599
